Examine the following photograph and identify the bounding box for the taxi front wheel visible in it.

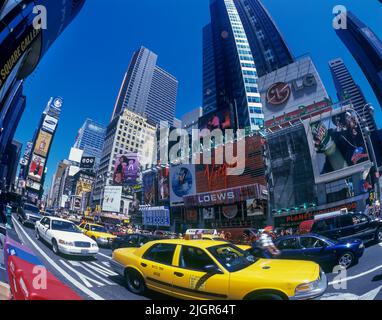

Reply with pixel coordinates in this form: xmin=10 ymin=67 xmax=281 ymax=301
xmin=125 ymin=269 xmax=146 ymax=294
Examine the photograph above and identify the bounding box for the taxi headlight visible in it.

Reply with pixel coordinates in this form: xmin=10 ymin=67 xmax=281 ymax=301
xmin=58 ymin=239 xmax=74 ymax=246
xmin=295 ymin=281 xmax=318 ymax=294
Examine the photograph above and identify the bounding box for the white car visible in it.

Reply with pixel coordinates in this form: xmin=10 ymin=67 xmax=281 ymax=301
xmin=35 ymin=217 xmax=99 ymax=256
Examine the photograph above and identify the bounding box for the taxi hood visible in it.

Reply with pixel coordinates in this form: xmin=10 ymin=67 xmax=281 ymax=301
xmin=233 ymin=258 xmax=320 ymax=283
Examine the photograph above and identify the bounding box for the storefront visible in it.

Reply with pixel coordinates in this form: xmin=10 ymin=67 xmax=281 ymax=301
xmin=183 ymin=184 xmax=268 ymax=229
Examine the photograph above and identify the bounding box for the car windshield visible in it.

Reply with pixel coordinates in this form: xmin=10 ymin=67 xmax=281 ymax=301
xmin=207 ymin=244 xmax=257 ymax=272
xmin=51 ymin=220 xmax=81 ymax=233
xmin=90 ymin=225 xmax=107 ymax=233
xmin=24 ymin=204 xmax=40 ymax=214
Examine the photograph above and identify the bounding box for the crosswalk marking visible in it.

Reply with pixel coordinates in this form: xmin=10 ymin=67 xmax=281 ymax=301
xmin=60 ymin=260 xmax=106 ymax=288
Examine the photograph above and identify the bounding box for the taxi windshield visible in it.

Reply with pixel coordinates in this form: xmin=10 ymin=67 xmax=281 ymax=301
xmin=90 ymin=225 xmax=107 ymax=233
xmin=207 ymin=244 xmax=257 ymax=272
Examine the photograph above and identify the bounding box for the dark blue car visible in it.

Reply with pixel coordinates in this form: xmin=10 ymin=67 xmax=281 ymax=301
xmin=253 ymin=234 xmax=364 ymax=268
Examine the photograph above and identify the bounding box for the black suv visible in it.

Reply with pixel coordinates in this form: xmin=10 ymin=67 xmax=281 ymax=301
xmin=308 ymin=213 xmax=382 ymax=243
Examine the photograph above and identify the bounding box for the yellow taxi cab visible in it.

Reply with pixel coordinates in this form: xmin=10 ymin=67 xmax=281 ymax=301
xmin=78 ymin=222 xmax=116 ymax=246
xmin=111 ymin=239 xmax=327 ymax=300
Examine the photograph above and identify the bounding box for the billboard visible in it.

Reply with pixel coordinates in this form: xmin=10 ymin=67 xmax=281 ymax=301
xmin=198 ymin=108 xmax=233 ymax=138
xmin=102 ymin=186 xmax=122 ymax=213
xmin=26 ymin=179 xmax=41 ymax=191
xmin=34 ymin=130 xmax=52 ymax=158
xmin=169 ymin=165 xmax=196 ymax=206
xmin=246 ymin=199 xmax=265 ymax=217
xmin=42 ymin=115 xmax=58 ymax=133
xmin=69 ymin=148 xmax=83 ymax=163
xmin=158 ymin=167 xmax=170 ymax=201
xmin=143 ymin=172 xmax=156 ymax=206
xmin=80 ymin=156 xmax=96 ymax=169
xmin=305 ymin=108 xmax=372 ymax=184
xmin=72 ymin=197 xmax=82 ymax=211
xmin=142 ymin=207 xmax=170 ymax=227
xmin=258 ymin=56 xmax=330 ymax=128
xmin=113 ymin=153 xmax=140 ymax=186
xmin=28 ymin=154 xmax=46 ymax=182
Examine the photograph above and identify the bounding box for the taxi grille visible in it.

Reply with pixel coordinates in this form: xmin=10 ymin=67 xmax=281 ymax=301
xmin=74 ymin=242 xmax=91 ymax=248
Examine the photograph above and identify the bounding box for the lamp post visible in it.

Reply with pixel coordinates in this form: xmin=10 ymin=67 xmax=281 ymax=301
xmin=348 ymin=104 xmax=381 ymax=204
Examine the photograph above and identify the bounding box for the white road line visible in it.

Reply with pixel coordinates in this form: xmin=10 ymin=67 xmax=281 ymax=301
xmin=329 ymin=264 xmax=382 ymax=285
xmin=97 ymin=252 xmax=112 ymax=260
xmin=12 ymin=217 xmax=105 ymax=300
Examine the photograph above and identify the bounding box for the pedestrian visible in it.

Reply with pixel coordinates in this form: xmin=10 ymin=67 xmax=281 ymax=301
xmin=258 ymin=226 xmax=281 ymax=258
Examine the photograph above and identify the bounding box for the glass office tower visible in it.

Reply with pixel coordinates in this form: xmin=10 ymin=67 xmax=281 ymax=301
xmin=336 ymin=11 xmax=382 ymax=110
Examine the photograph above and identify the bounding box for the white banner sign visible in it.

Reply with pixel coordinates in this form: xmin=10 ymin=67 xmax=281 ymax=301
xmin=102 ymin=186 xmax=122 ymax=213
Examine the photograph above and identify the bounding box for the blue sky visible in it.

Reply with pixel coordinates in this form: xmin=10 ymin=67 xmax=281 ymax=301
xmin=15 ymin=0 xmax=382 ymax=192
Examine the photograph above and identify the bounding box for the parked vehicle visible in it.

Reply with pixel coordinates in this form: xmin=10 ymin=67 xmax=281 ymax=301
xmin=35 ymin=217 xmax=98 ymax=257
xmin=299 ymin=212 xmax=382 ymax=243
xmin=273 ymin=234 xmax=364 ymax=268
xmin=111 ymin=233 xmax=162 ymax=251
xmin=17 ymin=203 xmax=42 ymax=226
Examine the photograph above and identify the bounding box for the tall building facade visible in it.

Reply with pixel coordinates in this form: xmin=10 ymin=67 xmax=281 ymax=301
xmin=111 ymin=47 xmax=178 ymax=126
xmin=234 ymin=0 xmax=294 ymax=77
xmin=20 ymin=97 xmax=63 ymax=203
xmin=0 ymin=0 xmax=86 ymax=190
xmin=202 ymin=0 xmax=264 ymax=131
xmin=336 ymin=11 xmax=382 ymax=110
xmin=73 ymin=119 xmax=106 ymax=167
xmin=329 ymin=58 xmax=376 ymax=131
xmin=93 ymin=109 xmax=156 ymax=214
xmin=181 ymin=107 xmax=203 ymax=134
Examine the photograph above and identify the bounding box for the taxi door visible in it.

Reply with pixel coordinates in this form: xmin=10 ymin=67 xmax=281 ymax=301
xmin=171 ymin=245 xmax=229 ymax=300
xmin=138 ymin=243 xmax=178 ymax=297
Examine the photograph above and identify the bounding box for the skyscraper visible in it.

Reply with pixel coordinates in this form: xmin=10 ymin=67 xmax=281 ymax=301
xmin=73 ymin=119 xmax=106 ymax=167
xmin=329 ymin=58 xmax=376 ymax=131
xmin=235 ymin=0 xmax=294 ymax=77
xmin=202 ymin=0 xmax=264 ymax=131
xmin=336 ymin=11 xmax=382 ymax=110
xmin=111 ymin=47 xmax=178 ymax=126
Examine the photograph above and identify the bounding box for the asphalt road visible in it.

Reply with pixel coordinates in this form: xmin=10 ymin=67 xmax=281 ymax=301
xmin=9 ymin=214 xmax=382 ymax=300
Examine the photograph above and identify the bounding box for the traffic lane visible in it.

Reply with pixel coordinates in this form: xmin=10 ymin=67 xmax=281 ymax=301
xmin=12 ymin=217 xmax=168 ymax=300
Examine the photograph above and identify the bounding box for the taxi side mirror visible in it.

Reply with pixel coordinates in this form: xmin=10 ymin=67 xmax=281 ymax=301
xmin=204 ymin=264 xmax=223 ymax=275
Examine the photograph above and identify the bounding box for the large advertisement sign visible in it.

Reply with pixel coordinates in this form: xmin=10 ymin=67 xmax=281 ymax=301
xmin=80 ymin=157 xmax=96 ymax=169
xmin=169 ymin=165 xmax=196 ymax=206
xmin=34 ymin=130 xmax=52 ymax=158
xmin=113 ymin=153 xmax=140 ymax=186
xmin=305 ymin=108 xmax=372 ymax=184
xmin=199 ymin=108 xmax=233 ymax=138
xmin=26 ymin=179 xmax=41 ymax=191
xmin=20 ymin=141 xmax=33 ymax=166
xmin=258 ymin=56 xmax=330 ymax=129
xmin=158 ymin=167 xmax=169 ymax=201
xmin=142 ymin=207 xmax=170 ymax=227
xmin=102 ymin=186 xmax=122 ymax=213
xmin=42 ymin=115 xmax=58 ymax=133
xmin=143 ymin=172 xmax=156 ymax=206
xmin=28 ymin=154 xmax=46 ymax=182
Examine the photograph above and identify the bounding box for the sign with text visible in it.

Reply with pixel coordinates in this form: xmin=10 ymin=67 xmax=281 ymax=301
xmin=142 ymin=207 xmax=170 ymax=227
xmin=102 ymin=186 xmax=122 ymax=213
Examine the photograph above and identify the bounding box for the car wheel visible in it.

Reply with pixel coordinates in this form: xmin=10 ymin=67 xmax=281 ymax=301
xmin=337 ymin=252 xmax=354 ymax=269
xmin=125 ymin=269 xmax=146 ymax=294
xmin=52 ymin=239 xmax=59 ymax=255
xmin=375 ymin=228 xmax=382 ymax=243
xmin=248 ymin=293 xmax=284 ymax=300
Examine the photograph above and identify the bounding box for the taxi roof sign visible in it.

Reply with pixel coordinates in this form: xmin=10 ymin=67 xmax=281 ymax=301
xmin=185 ymin=229 xmax=218 ymax=236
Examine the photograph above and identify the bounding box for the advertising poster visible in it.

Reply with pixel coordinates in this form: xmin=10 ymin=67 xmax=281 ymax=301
xmin=305 ymin=108 xmax=371 ymax=183
xmin=158 ymin=167 xmax=169 ymax=201
xmin=202 ymin=207 xmax=215 ymax=220
xmin=26 ymin=179 xmax=41 ymax=191
xmin=246 ymin=199 xmax=264 ymax=217
xmin=102 ymin=186 xmax=122 ymax=213
xmin=42 ymin=115 xmax=58 ymax=133
xmin=222 ymin=205 xmax=238 ymax=220
xmin=113 ymin=153 xmax=140 ymax=186
xmin=34 ymin=130 xmax=52 ymax=158
xmin=143 ymin=172 xmax=156 ymax=206
xmin=75 ymin=180 xmax=93 ymax=197
xmin=80 ymin=156 xmax=96 ymax=169
xmin=199 ymin=108 xmax=233 ymax=138
xmin=28 ymin=154 xmax=46 ymax=182
xmin=142 ymin=207 xmax=170 ymax=227
xmin=72 ymin=197 xmax=82 ymax=211
xmin=169 ymin=165 xmax=196 ymax=206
